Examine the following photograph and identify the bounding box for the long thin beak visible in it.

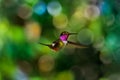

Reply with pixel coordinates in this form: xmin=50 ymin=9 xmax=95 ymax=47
xmin=69 ymin=33 xmax=77 ymax=35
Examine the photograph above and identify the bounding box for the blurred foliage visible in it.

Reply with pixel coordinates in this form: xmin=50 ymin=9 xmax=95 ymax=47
xmin=1 ymin=0 xmax=120 ymax=80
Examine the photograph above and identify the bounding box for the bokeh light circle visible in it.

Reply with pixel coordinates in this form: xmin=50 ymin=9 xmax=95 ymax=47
xmin=33 ymin=1 xmax=46 ymax=15
xmin=99 ymin=1 xmax=111 ymax=15
xmin=47 ymin=1 xmax=62 ymax=16
xmin=100 ymin=51 xmax=113 ymax=64
xmin=103 ymin=15 xmax=115 ymax=27
xmin=17 ymin=4 xmax=33 ymax=19
xmin=69 ymin=9 xmax=87 ymax=32
xmin=84 ymin=5 xmax=100 ymax=20
xmin=38 ymin=55 xmax=55 ymax=73
xmin=77 ymin=28 xmax=94 ymax=45
xmin=53 ymin=13 xmax=68 ymax=29
xmin=25 ymin=21 xmax=41 ymax=41
xmin=93 ymin=36 xmax=105 ymax=51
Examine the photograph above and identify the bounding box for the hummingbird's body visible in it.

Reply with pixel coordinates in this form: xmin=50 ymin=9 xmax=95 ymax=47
xmin=39 ymin=31 xmax=87 ymax=51
xmin=51 ymin=39 xmax=65 ymax=51
xmin=50 ymin=31 xmax=72 ymax=51
xmin=59 ymin=32 xmax=69 ymax=45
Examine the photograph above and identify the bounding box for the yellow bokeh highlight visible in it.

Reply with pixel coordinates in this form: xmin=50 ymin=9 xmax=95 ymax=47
xmin=55 ymin=71 xmax=75 ymax=80
xmin=53 ymin=13 xmax=68 ymax=29
xmin=69 ymin=4 xmax=88 ymax=32
xmin=25 ymin=21 xmax=42 ymax=42
xmin=38 ymin=55 xmax=55 ymax=73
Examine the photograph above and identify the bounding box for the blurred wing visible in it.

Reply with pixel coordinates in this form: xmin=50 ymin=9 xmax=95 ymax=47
xmin=67 ymin=41 xmax=88 ymax=48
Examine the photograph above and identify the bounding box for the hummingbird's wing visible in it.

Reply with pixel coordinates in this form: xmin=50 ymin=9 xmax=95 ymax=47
xmin=67 ymin=41 xmax=88 ymax=48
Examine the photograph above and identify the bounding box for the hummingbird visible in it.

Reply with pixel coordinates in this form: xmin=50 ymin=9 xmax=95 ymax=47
xmin=39 ymin=31 xmax=87 ymax=51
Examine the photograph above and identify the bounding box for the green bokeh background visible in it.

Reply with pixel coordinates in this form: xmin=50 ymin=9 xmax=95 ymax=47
xmin=1 ymin=0 xmax=120 ymax=80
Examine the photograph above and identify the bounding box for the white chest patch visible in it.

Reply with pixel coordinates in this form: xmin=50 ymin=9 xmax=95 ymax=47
xmin=63 ymin=41 xmax=67 ymax=45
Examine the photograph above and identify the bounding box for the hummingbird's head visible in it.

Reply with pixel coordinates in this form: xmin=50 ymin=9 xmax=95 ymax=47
xmin=60 ymin=31 xmax=77 ymax=41
xmin=60 ymin=31 xmax=69 ymax=41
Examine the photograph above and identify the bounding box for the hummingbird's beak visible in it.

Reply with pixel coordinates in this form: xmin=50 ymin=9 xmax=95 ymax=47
xmin=69 ymin=33 xmax=77 ymax=35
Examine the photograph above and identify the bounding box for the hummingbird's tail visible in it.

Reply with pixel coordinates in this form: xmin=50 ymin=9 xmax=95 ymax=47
xmin=39 ymin=42 xmax=51 ymax=47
